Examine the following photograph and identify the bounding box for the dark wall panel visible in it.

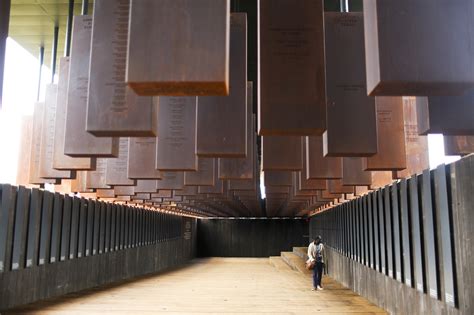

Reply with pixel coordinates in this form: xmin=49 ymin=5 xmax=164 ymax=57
xmin=198 ymin=219 xmax=308 ymax=257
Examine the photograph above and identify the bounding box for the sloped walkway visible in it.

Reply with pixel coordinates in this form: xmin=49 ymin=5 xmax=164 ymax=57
xmin=7 ymin=258 xmax=386 ymax=314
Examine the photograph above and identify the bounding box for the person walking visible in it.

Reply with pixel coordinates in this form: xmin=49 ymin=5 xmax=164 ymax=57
xmin=307 ymin=235 xmax=326 ymax=291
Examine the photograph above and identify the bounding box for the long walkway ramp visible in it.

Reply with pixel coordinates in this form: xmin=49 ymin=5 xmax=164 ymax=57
xmin=7 ymin=258 xmax=386 ymax=314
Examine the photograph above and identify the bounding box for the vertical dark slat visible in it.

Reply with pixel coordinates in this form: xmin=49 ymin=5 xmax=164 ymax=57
xmin=115 ymin=204 xmax=121 ymax=250
xmin=0 ymin=185 xmax=17 ymax=272
xmin=153 ymin=211 xmax=157 ymax=244
xmin=130 ymin=207 xmax=135 ymax=247
xmin=104 ymin=203 xmax=112 ymax=253
xmin=368 ymin=193 xmax=374 ymax=269
xmin=356 ymin=199 xmax=364 ymax=264
xmin=378 ymin=189 xmax=386 ymax=274
xmin=384 ymin=187 xmax=394 ymax=278
xmin=110 ymin=204 xmax=117 ymax=251
xmin=348 ymin=201 xmax=355 ymax=259
xmin=92 ymin=201 xmax=100 ymax=255
xmin=123 ymin=206 xmax=129 ymax=249
xmin=345 ymin=203 xmax=349 ymax=257
xmin=151 ymin=211 xmax=154 ymax=243
xmin=11 ymin=186 xmax=30 ymax=270
xmin=38 ymin=191 xmax=54 ymax=265
xmin=77 ymin=198 xmax=88 ymax=258
xmin=157 ymin=211 xmax=161 ymax=243
xmin=121 ymin=205 xmax=125 ymax=249
xmin=150 ymin=210 xmax=154 ymax=244
xmin=410 ymin=175 xmax=426 ymax=293
xmin=363 ymin=196 xmax=369 ymax=266
xmin=151 ymin=211 xmax=155 ymax=244
xmin=85 ymin=199 xmax=94 ymax=256
xmin=354 ymin=199 xmax=360 ymax=262
xmin=165 ymin=213 xmax=169 ymax=241
xmin=434 ymin=165 xmax=457 ymax=306
xmin=143 ymin=210 xmax=147 ymax=245
xmin=138 ymin=208 xmax=143 ymax=246
xmin=352 ymin=201 xmax=357 ymax=260
xmin=117 ymin=205 xmax=123 ymax=250
xmin=135 ymin=208 xmax=140 ymax=246
xmin=391 ymin=184 xmax=402 ymax=282
xmin=69 ymin=197 xmax=80 ymax=259
xmin=158 ymin=212 xmax=162 ymax=243
xmin=26 ymin=189 xmax=43 ymax=267
xmin=49 ymin=193 xmax=63 ymax=263
xmin=421 ymin=169 xmax=440 ymax=299
xmin=399 ymin=178 xmax=413 ymax=287
xmin=372 ymin=191 xmax=380 ymax=271
xmin=60 ymin=195 xmax=72 ymax=261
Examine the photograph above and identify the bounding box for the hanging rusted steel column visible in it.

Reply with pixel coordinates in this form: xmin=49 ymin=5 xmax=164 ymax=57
xmin=37 ymin=46 xmax=45 ymax=101
xmin=65 ymin=0 xmax=75 ymax=57
xmin=51 ymin=26 xmax=59 ymax=83
xmin=82 ymin=0 xmax=89 ymax=15
xmin=0 ymin=0 xmax=11 ymax=109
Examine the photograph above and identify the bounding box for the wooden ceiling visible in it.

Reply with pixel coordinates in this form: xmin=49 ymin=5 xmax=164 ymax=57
xmin=9 ymin=0 xmax=93 ymax=68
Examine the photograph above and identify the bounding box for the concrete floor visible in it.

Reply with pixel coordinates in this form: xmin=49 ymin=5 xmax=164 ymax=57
xmin=7 ymin=258 xmax=387 ymax=314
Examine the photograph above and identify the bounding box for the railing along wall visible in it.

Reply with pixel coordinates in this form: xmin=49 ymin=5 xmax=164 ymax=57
xmin=310 ymin=155 xmax=474 ymax=315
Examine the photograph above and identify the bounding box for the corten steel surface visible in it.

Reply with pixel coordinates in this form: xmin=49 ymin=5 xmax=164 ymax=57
xmin=321 ymin=190 xmax=342 ymax=201
xmin=134 ymin=180 xmax=158 ymax=193
xmin=39 ymin=85 xmax=72 ymax=180
xmin=132 ymin=193 xmax=151 ymax=201
xmin=262 ymin=136 xmax=303 ymax=171
xmin=114 ymin=185 xmax=135 ymax=196
xmin=354 ymin=186 xmax=370 ymax=197
xmin=264 ymin=171 xmax=292 ymax=186
xmin=184 ymin=158 xmax=215 ymax=186
xmin=127 ymin=137 xmax=161 ymax=179
xmin=16 ymin=116 xmax=33 ymax=186
xmin=228 ymin=176 xmax=256 ymax=191
xmin=156 ymin=96 xmax=197 ymax=171
xmin=342 ymin=157 xmax=372 ymax=186
xmin=115 ymin=196 xmax=131 ymax=202
xmin=64 ymin=16 xmax=119 ymax=157
xmin=197 ymin=13 xmax=247 ymax=158
xmin=198 ymin=178 xmax=225 ymax=194
xmin=444 ymin=136 xmax=474 ymax=156
xmin=298 ymin=172 xmax=327 ymax=191
xmin=69 ymin=171 xmax=92 ymax=193
xmin=328 ymin=179 xmax=355 ymax=194
xmin=29 ymin=103 xmax=56 ymax=185
xmin=363 ymin=0 xmax=474 ymax=96
xmin=53 ymin=57 xmax=94 ymax=170
xmin=105 ymin=139 xmax=135 ymax=186
xmin=174 ymin=186 xmax=198 ymax=197
xmin=323 ymin=12 xmax=377 ymax=157
xmin=152 ymin=190 xmax=173 ymax=198
xmin=87 ymin=0 xmax=157 ymax=137
xmin=416 ymin=92 xmax=474 ymax=135
xmin=394 ymin=97 xmax=429 ymax=179
xmin=127 ymin=0 xmax=229 ymax=96
xmin=265 ymin=186 xmax=290 ymax=194
xmin=218 ymin=83 xmax=254 ymax=179
xmin=299 ymin=141 xmax=326 ymax=190
xmin=370 ymin=171 xmax=393 ymax=189
xmin=156 ymin=172 xmax=185 ymax=190
xmin=86 ymin=158 xmax=109 ymax=189
xmin=306 ymin=136 xmax=342 ymax=179
xmin=365 ymin=97 xmax=406 ymax=170
xmin=96 ymin=189 xmax=115 ymax=199
xmin=258 ymin=0 xmax=325 ymax=136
